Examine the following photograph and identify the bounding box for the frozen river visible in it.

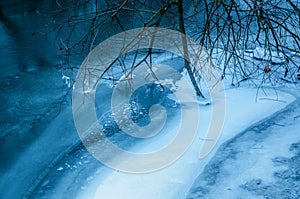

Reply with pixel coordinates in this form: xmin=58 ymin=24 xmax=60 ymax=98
xmin=1 ymin=1 xmax=300 ymax=199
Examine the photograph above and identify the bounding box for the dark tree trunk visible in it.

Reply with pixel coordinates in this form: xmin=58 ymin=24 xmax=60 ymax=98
xmin=177 ymin=0 xmax=205 ymax=98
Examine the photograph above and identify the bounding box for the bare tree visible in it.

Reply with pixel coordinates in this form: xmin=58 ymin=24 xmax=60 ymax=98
xmin=48 ymin=0 xmax=300 ymax=96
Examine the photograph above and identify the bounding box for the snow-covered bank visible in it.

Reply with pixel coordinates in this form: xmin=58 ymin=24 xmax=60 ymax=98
xmin=187 ymin=90 xmax=300 ymax=199
xmin=76 ymin=87 xmax=295 ymax=199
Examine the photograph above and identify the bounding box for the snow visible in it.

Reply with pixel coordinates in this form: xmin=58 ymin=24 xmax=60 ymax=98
xmin=250 ymin=47 xmax=285 ymax=64
xmin=186 ymin=90 xmax=300 ymax=198
xmin=76 ymin=87 xmax=295 ymax=199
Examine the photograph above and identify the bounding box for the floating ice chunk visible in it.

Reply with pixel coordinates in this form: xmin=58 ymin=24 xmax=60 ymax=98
xmin=62 ymin=75 xmax=71 ymax=88
xmin=166 ymin=94 xmax=177 ymax=102
xmin=57 ymin=166 xmax=63 ymax=171
xmin=86 ymin=176 xmax=94 ymax=182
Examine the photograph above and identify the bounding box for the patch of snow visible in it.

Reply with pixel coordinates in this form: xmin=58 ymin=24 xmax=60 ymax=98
xmin=251 ymin=47 xmax=285 ymax=64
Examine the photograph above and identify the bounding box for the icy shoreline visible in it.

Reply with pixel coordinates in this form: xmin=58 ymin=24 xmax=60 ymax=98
xmin=187 ymin=91 xmax=300 ymax=198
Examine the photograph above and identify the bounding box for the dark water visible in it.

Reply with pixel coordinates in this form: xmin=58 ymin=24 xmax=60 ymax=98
xmin=0 ymin=0 xmax=58 ymax=78
xmin=0 ymin=1 xmax=87 ymax=198
xmin=0 ymin=0 xmax=102 ymax=79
